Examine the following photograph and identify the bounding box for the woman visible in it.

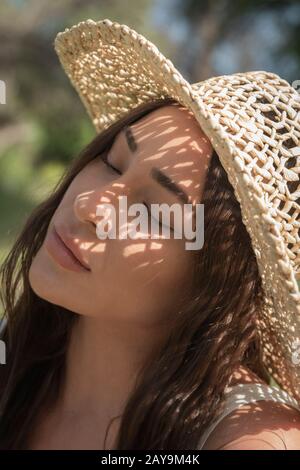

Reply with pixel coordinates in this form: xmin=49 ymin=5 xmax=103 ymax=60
xmin=0 ymin=18 xmax=300 ymax=450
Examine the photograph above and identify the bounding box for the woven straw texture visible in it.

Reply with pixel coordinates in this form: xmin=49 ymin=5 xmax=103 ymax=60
xmin=54 ymin=19 xmax=300 ymax=401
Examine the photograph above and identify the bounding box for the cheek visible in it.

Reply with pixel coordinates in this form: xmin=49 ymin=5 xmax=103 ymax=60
xmin=88 ymin=238 xmax=194 ymax=323
xmin=132 ymin=241 xmax=194 ymax=323
xmin=92 ymin=237 xmax=192 ymax=289
xmin=148 ymin=242 xmax=193 ymax=307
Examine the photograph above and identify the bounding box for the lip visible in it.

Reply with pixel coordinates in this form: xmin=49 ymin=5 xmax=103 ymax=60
xmin=45 ymin=225 xmax=91 ymax=273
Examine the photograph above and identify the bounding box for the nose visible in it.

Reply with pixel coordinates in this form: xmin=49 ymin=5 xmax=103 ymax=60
xmin=73 ymin=181 xmax=133 ymax=235
xmin=73 ymin=196 xmax=97 ymax=234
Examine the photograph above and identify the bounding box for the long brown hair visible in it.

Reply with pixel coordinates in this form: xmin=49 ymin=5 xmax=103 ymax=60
xmin=0 ymin=97 xmax=269 ymax=449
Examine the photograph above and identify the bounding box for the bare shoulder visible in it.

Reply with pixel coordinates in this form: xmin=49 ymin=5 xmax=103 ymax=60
xmin=202 ymin=399 xmax=300 ymax=450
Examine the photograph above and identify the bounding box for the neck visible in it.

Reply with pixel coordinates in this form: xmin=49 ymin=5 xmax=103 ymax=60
xmin=59 ymin=314 xmax=169 ymax=419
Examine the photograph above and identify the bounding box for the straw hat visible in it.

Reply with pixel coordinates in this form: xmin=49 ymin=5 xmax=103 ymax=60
xmin=53 ymin=19 xmax=300 ymax=401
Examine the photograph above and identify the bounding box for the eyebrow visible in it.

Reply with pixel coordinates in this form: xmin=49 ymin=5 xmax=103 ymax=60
xmin=123 ymin=125 xmax=190 ymax=206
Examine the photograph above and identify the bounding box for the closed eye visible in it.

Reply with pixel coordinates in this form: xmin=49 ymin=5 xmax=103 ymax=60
xmin=101 ymin=152 xmax=174 ymax=233
xmin=102 ymin=152 xmax=122 ymax=175
xmin=143 ymin=201 xmax=174 ymax=233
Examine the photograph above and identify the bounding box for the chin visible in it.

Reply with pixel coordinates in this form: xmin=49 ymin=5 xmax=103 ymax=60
xmin=28 ymin=248 xmax=65 ymax=304
xmin=28 ymin=253 xmax=87 ymax=315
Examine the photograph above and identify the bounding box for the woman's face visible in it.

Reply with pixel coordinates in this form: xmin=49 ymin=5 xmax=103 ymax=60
xmin=29 ymin=104 xmax=213 ymax=327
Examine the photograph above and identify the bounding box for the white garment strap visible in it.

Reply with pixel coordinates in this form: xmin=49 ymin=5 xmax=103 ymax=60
xmin=197 ymin=383 xmax=300 ymax=450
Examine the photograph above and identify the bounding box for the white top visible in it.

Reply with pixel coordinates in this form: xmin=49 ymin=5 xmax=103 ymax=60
xmin=197 ymin=382 xmax=300 ymax=449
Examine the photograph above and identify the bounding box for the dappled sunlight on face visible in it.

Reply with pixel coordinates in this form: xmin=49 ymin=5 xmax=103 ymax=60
xmin=29 ymin=103 xmax=213 ymax=327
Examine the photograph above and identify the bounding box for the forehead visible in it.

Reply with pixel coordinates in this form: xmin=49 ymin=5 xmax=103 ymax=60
xmin=128 ymin=104 xmax=213 ymax=204
xmin=132 ymin=103 xmax=205 ymax=140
